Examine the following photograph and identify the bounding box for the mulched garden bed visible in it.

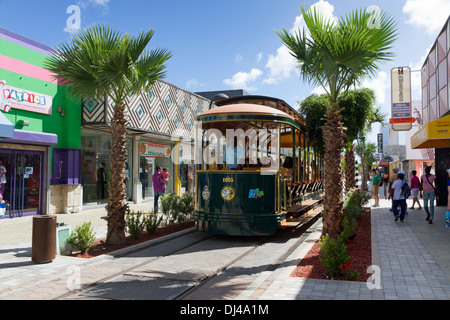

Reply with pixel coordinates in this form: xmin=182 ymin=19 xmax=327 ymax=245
xmin=70 ymin=221 xmax=195 ymax=259
xmin=290 ymin=211 xmax=371 ymax=282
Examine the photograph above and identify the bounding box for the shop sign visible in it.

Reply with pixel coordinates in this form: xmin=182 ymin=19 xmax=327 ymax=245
xmin=390 ymin=67 xmax=412 ymax=131
xmin=1 ymin=80 xmax=53 ymax=115
xmin=377 ymin=133 xmax=383 ymax=154
xmin=140 ymin=141 xmax=171 ymax=158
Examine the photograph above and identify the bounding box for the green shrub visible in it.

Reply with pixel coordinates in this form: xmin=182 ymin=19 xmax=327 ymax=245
xmin=160 ymin=193 xmax=194 ymax=225
xmin=67 ymin=221 xmax=96 ymax=253
xmin=319 ymin=234 xmax=359 ymax=280
xmin=178 ymin=193 xmax=194 ymax=219
xmin=125 ymin=210 xmax=145 ymax=239
xmin=341 ymin=216 xmax=357 ymax=240
xmin=143 ymin=210 xmax=163 ymax=234
xmin=160 ymin=193 xmax=179 ymax=225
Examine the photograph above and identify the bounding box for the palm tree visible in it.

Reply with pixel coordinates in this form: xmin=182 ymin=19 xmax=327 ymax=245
xmin=44 ymin=25 xmax=172 ymax=244
xmin=340 ymin=88 xmax=386 ymax=193
xmin=277 ymin=6 xmax=397 ymax=239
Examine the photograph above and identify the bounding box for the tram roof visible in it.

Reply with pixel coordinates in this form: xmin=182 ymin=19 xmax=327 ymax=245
xmin=215 ymin=95 xmax=305 ymax=125
xmin=197 ymin=103 xmax=298 ymax=123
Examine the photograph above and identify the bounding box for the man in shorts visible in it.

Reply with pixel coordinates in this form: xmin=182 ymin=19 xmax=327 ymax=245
xmin=371 ymin=168 xmax=381 ymax=207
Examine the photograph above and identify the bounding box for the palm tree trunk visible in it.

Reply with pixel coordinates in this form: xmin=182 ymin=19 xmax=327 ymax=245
xmin=344 ymin=144 xmax=355 ymax=194
xmin=321 ymin=104 xmax=345 ymax=240
xmin=106 ymin=102 xmax=130 ymax=244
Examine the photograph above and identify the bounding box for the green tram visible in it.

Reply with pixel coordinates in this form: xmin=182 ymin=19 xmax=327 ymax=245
xmin=193 ymin=96 xmax=324 ymax=236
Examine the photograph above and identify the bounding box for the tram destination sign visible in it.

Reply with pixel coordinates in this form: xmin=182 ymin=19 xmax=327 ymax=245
xmin=390 ymin=67 xmax=412 ymax=131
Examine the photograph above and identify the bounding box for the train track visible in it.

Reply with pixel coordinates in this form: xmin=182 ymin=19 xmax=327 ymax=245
xmin=54 ymin=206 xmax=322 ymax=300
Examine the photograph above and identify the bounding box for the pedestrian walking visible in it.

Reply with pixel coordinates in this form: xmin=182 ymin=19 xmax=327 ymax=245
xmin=388 ymin=167 xmax=399 ymax=211
xmin=420 ymin=166 xmax=437 ymax=224
xmin=383 ymin=170 xmax=389 ymax=199
xmin=390 ymin=172 xmax=407 ymax=222
xmin=409 ymin=170 xmax=422 ymax=210
xmin=371 ymin=168 xmax=381 ymax=207
xmin=152 ymin=167 xmax=165 ymax=212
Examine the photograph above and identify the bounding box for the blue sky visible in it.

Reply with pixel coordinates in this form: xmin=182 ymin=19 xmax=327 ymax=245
xmin=1 ymin=0 xmax=449 ymax=145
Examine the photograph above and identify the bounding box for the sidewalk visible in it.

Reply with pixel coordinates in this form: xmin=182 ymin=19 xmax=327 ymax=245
xmin=0 ymin=190 xmax=450 ymax=300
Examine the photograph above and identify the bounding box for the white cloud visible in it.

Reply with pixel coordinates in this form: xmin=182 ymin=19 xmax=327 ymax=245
xmin=256 ymin=52 xmax=263 ymax=63
xmin=311 ymin=86 xmax=327 ymax=95
xmin=235 ymin=54 xmax=243 ymax=64
xmin=185 ymin=78 xmax=205 ymax=90
xmin=409 ymin=47 xmax=431 ymax=101
xmin=223 ymin=68 xmax=263 ymax=91
xmin=290 ymin=0 xmax=337 ymax=34
xmin=359 ymin=71 xmax=389 ymax=105
xmin=78 ymin=0 xmax=111 ymax=7
xmin=263 ymin=0 xmax=337 ymax=85
xmin=263 ymin=46 xmax=297 ymax=85
xmin=403 ymin=0 xmax=450 ymax=35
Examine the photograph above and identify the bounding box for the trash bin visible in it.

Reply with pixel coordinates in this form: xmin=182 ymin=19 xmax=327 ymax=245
xmin=32 ymin=215 xmax=56 ymax=263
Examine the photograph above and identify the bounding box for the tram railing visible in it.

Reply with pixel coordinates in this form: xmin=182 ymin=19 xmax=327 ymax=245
xmin=276 ymin=170 xmax=325 ymax=214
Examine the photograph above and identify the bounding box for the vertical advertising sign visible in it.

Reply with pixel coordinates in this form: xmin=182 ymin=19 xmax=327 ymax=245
xmin=390 ymin=67 xmax=412 ymax=131
xmin=377 ymin=133 xmax=383 ymax=154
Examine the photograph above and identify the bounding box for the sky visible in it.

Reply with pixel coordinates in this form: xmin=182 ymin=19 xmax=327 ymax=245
xmin=1 ymin=0 xmax=449 ymax=145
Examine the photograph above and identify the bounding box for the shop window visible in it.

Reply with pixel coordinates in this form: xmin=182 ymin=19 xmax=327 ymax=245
xmin=52 ymin=148 xmax=81 ymax=185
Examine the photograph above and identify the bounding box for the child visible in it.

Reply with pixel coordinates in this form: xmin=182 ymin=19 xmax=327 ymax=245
xmin=161 ymin=167 xmax=171 ymax=184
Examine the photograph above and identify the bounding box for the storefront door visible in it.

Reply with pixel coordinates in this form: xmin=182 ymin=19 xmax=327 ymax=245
xmin=0 ymin=149 xmax=43 ymax=217
xmin=140 ymin=156 xmax=154 ymax=199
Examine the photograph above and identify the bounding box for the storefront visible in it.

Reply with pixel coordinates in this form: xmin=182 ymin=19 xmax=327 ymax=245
xmin=139 ymin=140 xmax=174 ymax=198
xmin=81 ymin=129 xmax=133 ymax=205
xmin=0 ymin=27 xmax=81 ymax=218
xmin=81 ymin=80 xmax=210 ymax=205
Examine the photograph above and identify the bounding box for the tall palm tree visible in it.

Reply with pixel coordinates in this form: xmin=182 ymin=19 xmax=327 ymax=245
xmin=277 ymin=6 xmax=397 ymax=239
xmin=44 ymin=25 xmax=172 ymax=244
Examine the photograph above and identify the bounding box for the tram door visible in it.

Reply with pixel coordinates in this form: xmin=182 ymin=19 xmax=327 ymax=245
xmin=0 ymin=150 xmax=43 ymax=217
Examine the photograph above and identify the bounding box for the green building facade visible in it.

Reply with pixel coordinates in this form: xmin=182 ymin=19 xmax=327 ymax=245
xmin=0 ymin=27 xmax=81 ymax=218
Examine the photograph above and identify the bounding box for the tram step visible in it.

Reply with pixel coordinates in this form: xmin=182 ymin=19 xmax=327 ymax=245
xmin=287 ymin=198 xmax=322 ymax=215
xmin=281 ymin=205 xmax=323 ymax=228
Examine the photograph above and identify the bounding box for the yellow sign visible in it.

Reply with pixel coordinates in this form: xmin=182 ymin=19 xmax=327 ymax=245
xmin=411 ymin=115 xmax=450 ymax=149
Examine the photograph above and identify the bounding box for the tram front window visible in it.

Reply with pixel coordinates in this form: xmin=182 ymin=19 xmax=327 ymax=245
xmin=201 ymin=121 xmax=279 ymax=172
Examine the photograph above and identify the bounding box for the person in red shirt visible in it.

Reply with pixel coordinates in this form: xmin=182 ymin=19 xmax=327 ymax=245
xmin=409 ymin=170 xmax=422 ymax=210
